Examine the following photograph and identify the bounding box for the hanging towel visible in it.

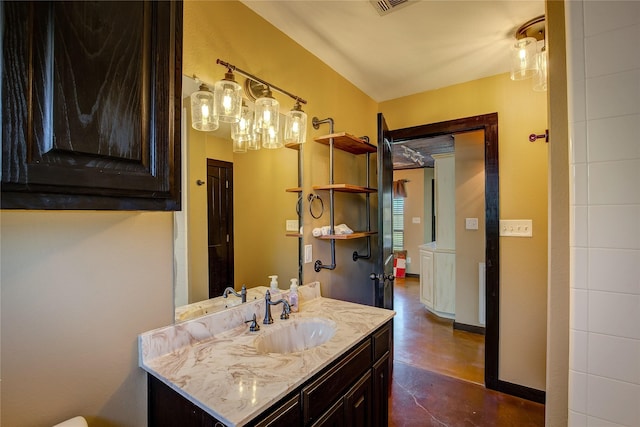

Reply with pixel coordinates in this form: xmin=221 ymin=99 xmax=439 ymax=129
xmin=393 ymin=179 xmax=408 ymax=198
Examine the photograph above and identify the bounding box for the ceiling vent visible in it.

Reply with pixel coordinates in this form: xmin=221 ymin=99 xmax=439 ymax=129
xmin=370 ymin=0 xmax=412 ymax=16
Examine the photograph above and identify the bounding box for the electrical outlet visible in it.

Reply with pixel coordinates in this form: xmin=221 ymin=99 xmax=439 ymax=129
xmin=499 ymin=219 xmax=533 ymax=237
xmin=465 ymin=218 xmax=479 ymax=230
xmin=406 ymin=257 xmax=411 ymax=264
xmin=286 ymin=219 xmax=299 ymax=232
xmin=304 ymin=245 xmax=313 ymax=263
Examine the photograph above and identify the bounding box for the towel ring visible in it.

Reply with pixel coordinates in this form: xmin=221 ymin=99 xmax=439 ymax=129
xmin=308 ymin=193 xmax=324 ymax=219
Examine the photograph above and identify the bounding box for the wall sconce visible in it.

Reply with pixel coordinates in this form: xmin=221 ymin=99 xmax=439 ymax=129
xmin=510 ymin=15 xmax=547 ymax=91
xmin=190 ymin=59 xmax=308 ymax=152
xmin=190 ymin=84 xmax=218 ymax=131
xmin=284 ymin=101 xmax=307 ymax=145
xmin=214 ymin=68 xmax=242 ymax=123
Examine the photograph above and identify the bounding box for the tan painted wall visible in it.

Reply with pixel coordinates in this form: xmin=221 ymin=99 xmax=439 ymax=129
xmin=454 ymin=131 xmax=486 ymax=327
xmin=0 ymin=212 xmax=174 ymax=426
xmin=545 ymin=0 xmax=569 ymax=424
xmin=393 ymin=168 xmax=425 ymax=275
xmin=380 ymin=73 xmax=548 ymax=390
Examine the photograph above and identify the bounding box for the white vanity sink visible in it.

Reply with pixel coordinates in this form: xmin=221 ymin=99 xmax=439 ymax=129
xmin=253 ymin=317 xmax=336 ymax=354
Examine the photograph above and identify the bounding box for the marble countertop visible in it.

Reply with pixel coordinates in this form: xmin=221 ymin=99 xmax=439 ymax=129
xmin=139 ymin=284 xmax=395 ymax=426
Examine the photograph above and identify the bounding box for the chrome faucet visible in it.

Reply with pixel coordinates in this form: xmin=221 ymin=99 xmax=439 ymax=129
xmin=263 ymin=290 xmax=291 ymax=324
xmin=223 ymin=285 xmax=247 ymax=303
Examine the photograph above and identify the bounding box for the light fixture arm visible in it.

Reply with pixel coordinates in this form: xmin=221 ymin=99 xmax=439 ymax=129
xmin=216 ymin=59 xmax=307 ymax=105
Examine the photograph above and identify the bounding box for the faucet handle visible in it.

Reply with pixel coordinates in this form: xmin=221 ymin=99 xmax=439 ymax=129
xmin=245 ymin=313 xmax=260 ymax=332
xmin=280 ymin=305 xmax=290 ymax=320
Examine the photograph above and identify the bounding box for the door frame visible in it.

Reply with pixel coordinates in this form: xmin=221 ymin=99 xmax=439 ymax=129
xmin=388 ymin=113 xmax=500 ymax=391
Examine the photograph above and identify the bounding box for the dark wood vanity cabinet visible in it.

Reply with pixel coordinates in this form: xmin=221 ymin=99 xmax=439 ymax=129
xmin=148 ymin=320 xmax=392 ymax=427
xmin=1 ymin=1 xmax=182 ymax=210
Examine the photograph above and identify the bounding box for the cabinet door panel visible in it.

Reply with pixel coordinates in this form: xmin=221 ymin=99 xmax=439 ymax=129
xmin=372 ymin=354 xmax=390 ymax=427
xmin=311 ymin=399 xmax=344 ymax=427
xmin=344 ymin=371 xmax=372 ymax=427
xmin=1 ymin=1 xmax=182 ymax=210
xmin=420 ymin=250 xmax=434 ymax=308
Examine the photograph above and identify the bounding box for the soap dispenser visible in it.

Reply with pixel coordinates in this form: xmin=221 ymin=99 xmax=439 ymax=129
xmin=289 ymin=278 xmax=299 ymax=312
xmin=269 ymin=275 xmax=280 ymax=296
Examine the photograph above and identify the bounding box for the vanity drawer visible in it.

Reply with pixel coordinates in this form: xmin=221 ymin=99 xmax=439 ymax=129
xmin=372 ymin=322 xmax=391 ymax=362
xmin=302 ymin=339 xmax=372 ymax=424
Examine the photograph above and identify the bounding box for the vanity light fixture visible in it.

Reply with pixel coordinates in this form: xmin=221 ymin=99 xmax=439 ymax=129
xmin=189 ymin=59 xmax=308 ymax=150
xmin=510 ymin=15 xmax=547 ymax=91
xmin=190 ymin=84 xmax=217 ymax=131
xmin=214 ymin=68 xmax=242 ymax=123
xmin=284 ymin=101 xmax=307 ymax=145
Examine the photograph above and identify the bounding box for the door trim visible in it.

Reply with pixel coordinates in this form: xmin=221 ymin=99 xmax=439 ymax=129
xmin=388 ymin=113 xmax=500 ymax=392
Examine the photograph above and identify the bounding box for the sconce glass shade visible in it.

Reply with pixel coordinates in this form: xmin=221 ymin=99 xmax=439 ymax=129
xmin=262 ymin=125 xmax=283 ymax=149
xmin=284 ymin=102 xmax=307 ymax=145
xmin=190 ymin=84 xmax=218 ymax=131
xmin=510 ymin=37 xmax=538 ymax=80
xmin=232 ymin=137 xmax=248 ymax=153
xmin=214 ymin=71 xmax=242 ymax=123
xmin=254 ymin=88 xmax=280 ymax=135
xmin=231 ymin=101 xmax=254 ymax=140
xmin=247 ymin=131 xmax=261 ymax=150
xmin=533 ymin=48 xmax=548 ymax=92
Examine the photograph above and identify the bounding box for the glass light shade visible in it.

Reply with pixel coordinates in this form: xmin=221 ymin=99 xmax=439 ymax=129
xmin=190 ymin=84 xmax=218 ymax=131
xmin=214 ymin=71 xmax=242 ymax=123
xmin=232 ymin=137 xmax=247 ymax=153
xmin=247 ymin=132 xmax=261 ymax=150
xmin=254 ymin=89 xmax=280 ymax=134
xmin=231 ymin=101 xmax=254 ymax=141
xmin=532 ymin=48 xmax=548 ymax=92
xmin=247 ymin=121 xmax=261 ymax=150
xmin=262 ymin=125 xmax=283 ymax=149
xmin=510 ymin=37 xmax=538 ymax=80
xmin=284 ymin=103 xmax=307 ymax=145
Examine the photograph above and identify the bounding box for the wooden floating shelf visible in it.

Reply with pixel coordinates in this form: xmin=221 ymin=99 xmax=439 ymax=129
xmin=314 ymin=132 xmax=376 ymax=154
xmin=312 ymin=184 xmax=377 ymax=193
xmin=285 ymin=142 xmax=302 ymax=150
xmin=285 ymin=187 xmax=302 ymax=193
xmin=315 ymin=231 xmax=378 ymax=240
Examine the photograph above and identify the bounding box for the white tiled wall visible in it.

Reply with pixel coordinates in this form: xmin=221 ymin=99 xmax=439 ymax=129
xmin=567 ymin=1 xmax=640 ymax=426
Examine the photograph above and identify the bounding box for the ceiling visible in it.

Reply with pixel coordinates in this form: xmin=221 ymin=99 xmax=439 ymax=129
xmin=240 ymin=0 xmax=545 ymax=168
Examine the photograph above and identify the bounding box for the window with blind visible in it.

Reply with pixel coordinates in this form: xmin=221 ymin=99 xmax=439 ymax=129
xmin=392 ymin=197 xmax=405 ymax=251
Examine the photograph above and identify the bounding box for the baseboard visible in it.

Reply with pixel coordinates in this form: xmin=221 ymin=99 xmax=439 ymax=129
xmin=496 ymin=380 xmax=546 ymax=404
xmin=404 ymin=273 xmax=419 ymax=278
xmin=453 ymin=321 xmax=485 ymax=335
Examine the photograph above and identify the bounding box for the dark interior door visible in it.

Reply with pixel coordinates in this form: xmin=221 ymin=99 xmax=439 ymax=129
xmin=375 ymin=113 xmax=394 ymax=310
xmin=207 ymin=159 xmax=233 ymax=298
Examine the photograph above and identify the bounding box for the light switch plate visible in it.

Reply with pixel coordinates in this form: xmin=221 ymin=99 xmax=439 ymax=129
xmin=465 ymin=218 xmax=479 ymax=230
xmin=304 ymin=245 xmax=313 ymax=263
xmin=412 ymin=217 xmax=421 ymax=224
xmin=500 ymin=219 xmax=533 ymax=237
xmin=286 ymin=219 xmax=299 ymax=232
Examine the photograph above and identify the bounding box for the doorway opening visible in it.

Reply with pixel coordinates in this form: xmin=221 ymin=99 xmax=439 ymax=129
xmin=388 ymin=113 xmax=500 ymax=390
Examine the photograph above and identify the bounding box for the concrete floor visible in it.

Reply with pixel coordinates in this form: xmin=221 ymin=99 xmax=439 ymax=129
xmin=389 ymin=277 xmax=545 ymax=426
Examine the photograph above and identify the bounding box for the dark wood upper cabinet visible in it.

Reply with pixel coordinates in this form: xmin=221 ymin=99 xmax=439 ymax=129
xmin=2 ymin=0 xmax=182 ymax=210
